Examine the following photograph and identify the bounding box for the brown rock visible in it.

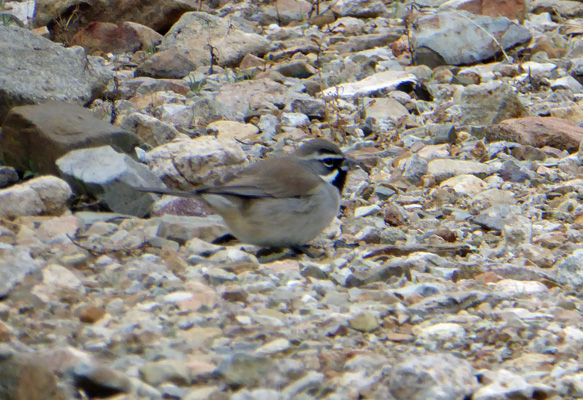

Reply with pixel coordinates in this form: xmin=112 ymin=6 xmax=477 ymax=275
xmin=261 ymin=0 xmax=313 ymax=26
xmin=485 ymin=117 xmax=583 ymax=152
xmin=528 ymin=35 xmax=567 ymax=59
xmin=78 ymin=305 xmax=106 ymax=323
xmin=135 ymin=49 xmax=197 ymax=79
xmin=239 ymin=54 xmax=266 ymax=69
xmin=0 ymin=352 xmax=66 ymax=400
xmin=71 ymin=21 xmax=163 ymax=54
xmin=35 ymin=0 xmax=195 ymax=44
xmin=441 ymin=0 xmax=527 ymax=22
xmin=1 ymin=101 xmax=138 ymax=175
xmin=0 ymin=322 xmax=10 ymax=341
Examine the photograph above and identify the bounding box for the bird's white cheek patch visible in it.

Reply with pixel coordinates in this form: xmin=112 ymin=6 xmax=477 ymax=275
xmin=319 ymin=169 xmax=339 ymax=184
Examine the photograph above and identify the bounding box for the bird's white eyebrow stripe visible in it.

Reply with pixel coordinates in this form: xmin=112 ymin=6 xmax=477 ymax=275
xmin=301 ymin=154 xmax=345 ymax=161
xmin=319 ymin=169 xmax=339 ymax=184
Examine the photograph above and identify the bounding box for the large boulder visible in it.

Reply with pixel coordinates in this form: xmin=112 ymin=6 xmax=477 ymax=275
xmin=33 ymin=0 xmax=195 ymax=42
xmin=0 ymin=26 xmax=111 ymax=121
xmin=158 ymin=12 xmax=271 ymax=68
xmin=411 ymin=11 xmax=532 ymax=68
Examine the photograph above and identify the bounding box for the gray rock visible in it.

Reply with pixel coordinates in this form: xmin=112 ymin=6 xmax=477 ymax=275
xmin=1 ymin=101 xmax=138 ymax=176
xmin=0 ymin=26 xmax=111 ymax=121
xmin=331 ymin=0 xmax=389 ymax=18
xmin=459 ymin=82 xmax=527 ymax=126
xmin=402 ymin=154 xmax=428 ymax=185
xmin=349 ymin=311 xmax=380 ymax=332
xmin=345 ymin=260 xmax=409 ymax=287
xmin=411 ymin=11 xmax=532 ymax=68
xmin=0 ymin=351 xmax=67 ymax=400
xmin=284 ymin=98 xmax=327 ymax=119
xmin=140 ymin=359 xmax=190 ymax=386
xmin=552 ymin=249 xmax=583 ymax=287
xmin=394 ymin=283 xmax=443 ymax=298
xmin=388 ymin=353 xmax=478 ymax=400
xmin=0 ymin=176 xmax=72 ymax=218
xmin=364 ymin=97 xmax=410 ymax=122
xmin=259 ymin=0 xmax=312 ymax=26
xmin=569 ymin=57 xmax=583 ymax=85
xmin=135 ymin=49 xmax=197 ymax=80
xmin=280 ymin=112 xmax=310 ymax=127
xmin=427 ymin=159 xmax=501 ymax=183
xmin=152 ymin=214 xmax=228 ymax=245
xmin=71 ymin=363 xmax=133 ymax=398
xmin=116 ymin=112 xmax=181 ymax=147
xmin=257 ymin=114 xmax=279 ymax=142
xmin=551 ymin=76 xmax=583 ymax=93
xmin=473 ymin=369 xmax=555 ymax=400
xmin=56 ymin=145 xmax=165 ymax=217
xmin=0 ymin=166 xmax=18 ymax=188
xmin=214 ymin=79 xmax=316 ymax=122
xmin=501 ymin=215 xmax=532 ymax=249
xmin=499 ymin=160 xmax=536 ymax=183
xmin=0 ymin=249 xmax=41 ymax=298
xmin=274 ymin=60 xmax=316 ymax=79
xmin=145 ymin=136 xmax=247 ymax=189
xmin=159 ymin=12 xmax=271 ymax=68
xmin=216 ymin=353 xmax=273 ymax=386
xmin=331 ymin=33 xmax=402 ymax=54
xmin=471 ymin=204 xmax=513 ymax=231
xmin=283 ymin=370 xmax=325 ymax=398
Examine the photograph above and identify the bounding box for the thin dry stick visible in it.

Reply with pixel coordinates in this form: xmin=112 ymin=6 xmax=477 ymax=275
xmin=67 ymin=234 xmax=150 ymax=256
xmin=453 ymin=10 xmax=512 ymax=63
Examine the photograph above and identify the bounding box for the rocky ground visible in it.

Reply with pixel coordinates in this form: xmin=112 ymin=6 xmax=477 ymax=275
xmin=2 ymin=0 xmax=583 ymax=399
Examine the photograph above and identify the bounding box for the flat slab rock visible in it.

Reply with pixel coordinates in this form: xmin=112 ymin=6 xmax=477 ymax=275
xmin=485 ymin=116 xmax=583 ymax=152
xmin=1 ymin=101 xmax=138 ymax=176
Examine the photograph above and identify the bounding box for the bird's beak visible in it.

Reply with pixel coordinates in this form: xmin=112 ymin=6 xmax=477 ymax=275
xmin=342 ymin=158 xmax=360 ymax=171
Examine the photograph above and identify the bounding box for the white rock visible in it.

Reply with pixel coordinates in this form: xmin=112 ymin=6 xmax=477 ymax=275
xmin=417 ymin=322 xmax=465 ymax=342
xmin=32 ymin=264 xmax=85 ymax=302
xmin=280 ymin=112 xmax=310 ymax=127
xmin=493 ymin=279 xmax=548 ymax=296
xmin=440 ymin=174 xmax=487 ymax=196
xmin=164 ymin=292 xmax=194 ymax=303
xmin=255 ymin=338 xmax=290 ymax=355
xmin=0 ymin=176 xmax=72 ymax=218
xmin=354 ymin=204 xmax=381 ymax=218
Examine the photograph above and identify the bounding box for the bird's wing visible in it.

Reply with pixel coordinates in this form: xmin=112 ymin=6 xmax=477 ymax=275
xmin=200 ymin=157 xmax=322 ymax=199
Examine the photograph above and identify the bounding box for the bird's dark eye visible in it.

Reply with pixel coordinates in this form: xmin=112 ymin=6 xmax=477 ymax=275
xmin=323 ymin=160 xmax=335 ymax=168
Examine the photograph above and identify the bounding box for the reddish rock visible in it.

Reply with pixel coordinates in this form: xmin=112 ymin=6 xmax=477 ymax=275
xmin=441 ymin=0 xmax=527 ymax=22
xmin=35 ymin=0 xmax=196 ymax=43
xmin=485 ymin=117 xmax=583 ymax=153
xmin=71 ymin=21 xmax=163 ymax=54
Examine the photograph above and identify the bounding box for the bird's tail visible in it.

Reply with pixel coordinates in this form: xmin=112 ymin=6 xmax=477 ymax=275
xmin=136 ymin=187 xmax=198 ymax=198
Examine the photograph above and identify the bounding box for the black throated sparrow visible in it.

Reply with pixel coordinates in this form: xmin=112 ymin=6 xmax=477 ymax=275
xmin=138 ymin=139 xmax=350 ymax=252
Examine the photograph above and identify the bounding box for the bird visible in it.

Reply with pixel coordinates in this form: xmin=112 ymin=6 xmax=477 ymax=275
xmin=137 ymin=139 xmax=352 ymax=255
